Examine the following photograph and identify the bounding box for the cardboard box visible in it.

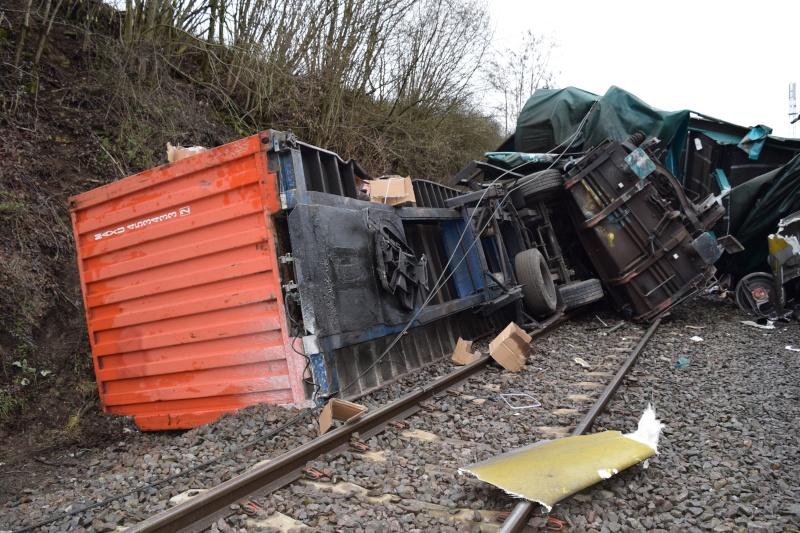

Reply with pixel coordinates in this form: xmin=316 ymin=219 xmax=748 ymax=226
xmin=318 ymin=398 xmax=367 ymax=435
xmin=452 ymin=337 xmax=481 ymax=366
xmin=368 ymin=176 xmax=416 ymax=207
xmin=488 ymin=322 xmax=532 ymax=372
xmin=166 ymin=142 xmax=207 ymax=163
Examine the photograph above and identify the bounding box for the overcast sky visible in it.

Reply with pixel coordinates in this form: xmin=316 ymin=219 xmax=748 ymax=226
xmin=487 ymin=0 xmax=800 ymax=138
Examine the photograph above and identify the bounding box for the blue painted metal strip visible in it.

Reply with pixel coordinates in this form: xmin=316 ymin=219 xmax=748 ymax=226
xmin=309 ymin=352 xmax=330 ymax=396
xmin=460 ymin=220 xmax=485 ymax=294
xmin=274 ymin=149 xmax=308 ymax=210
xmin=714 ymin=168 xmax=731 ymax=191
xmin=441 ymin=219 xmax=476 ymax=298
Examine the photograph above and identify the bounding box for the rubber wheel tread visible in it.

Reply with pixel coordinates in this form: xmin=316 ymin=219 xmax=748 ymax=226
xmin=515 ymin=248 xmax=557 ymax=316
xmin=558 ymin=279 xmax=604 ymax=310
xmin=518 ymin=169 xmax=564 ymax=203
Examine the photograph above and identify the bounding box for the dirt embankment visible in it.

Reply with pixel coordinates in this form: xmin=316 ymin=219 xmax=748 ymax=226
xmin=0 ymin=0 xmax=237 ymax=483
xmin=0 ymin=0 xmax=504 ymax=503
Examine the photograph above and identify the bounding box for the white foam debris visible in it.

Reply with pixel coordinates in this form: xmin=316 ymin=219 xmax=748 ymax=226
xmin=741 ymin=320 xmax=775 ymax=330
xmin=624 ymin=404 xmax=664 ymax=453
xmin=597 ymin=468 xmax=619 ymax=479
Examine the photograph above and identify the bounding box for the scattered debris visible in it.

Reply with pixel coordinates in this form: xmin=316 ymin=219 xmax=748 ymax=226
xmin=607 ymin=321 xmax=626 ymax=334
xmin=366 ymin=176 xmax=416 ymax=206
xmin=451 ymin=338 xmax=482 ymax=366
xmin=573 ymin=357 xmax=590 ymax=368
xmin=690 ymin=336 xmax=704 ymax=342
xmin=166 ymin=142 xmax=207 ymax=162
xmin=318 ymin=399 xmax=367 ymax=435
xmin=499 ymin=393 xmax=541 ymax=410
xmin=741 ymin=320 xmax=776 ymax=330
xmin=674 ymin=355 xmax=692 ymax=369
xmin=488 ymin=322 xmax=532 ymax=372
xmin=786 ymin=346 xmax=800 ymax=352
xmin=685 ymin=325 xmax=705 ymax=330
xmin=546 ymin=517 xmax=568 ymax=530
xmin=460 ymin=405 xmax=663 ymax=511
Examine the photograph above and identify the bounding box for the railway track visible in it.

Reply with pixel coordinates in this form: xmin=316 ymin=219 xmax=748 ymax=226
xmin=126 ymin=314 xmax=662 ymax=533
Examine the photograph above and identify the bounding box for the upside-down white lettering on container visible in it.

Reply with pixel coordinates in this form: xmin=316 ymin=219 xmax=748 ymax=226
xmin=94 ymin=227 xmax=125 ymax=240
xmin=93 ymin=206 xmax=191 ymax=240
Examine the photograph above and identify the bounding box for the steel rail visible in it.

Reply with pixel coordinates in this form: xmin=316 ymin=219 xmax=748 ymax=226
xmin=127 ymin=357 xmax=484 ymax=532
xmin=127 ymin=315 xmax=570 ymax=533
xmin=497 ymin=316 xmax=662 ymax=532
xmin=127 ymin=315 xmax=571 ymax=533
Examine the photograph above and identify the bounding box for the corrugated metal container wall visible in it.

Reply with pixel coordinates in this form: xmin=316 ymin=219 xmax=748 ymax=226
xmin=70 ymin=133 xmax=305 ymax=431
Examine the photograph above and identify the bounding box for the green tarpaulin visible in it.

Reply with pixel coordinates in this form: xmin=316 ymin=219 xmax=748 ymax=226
xmin=514 ymin=86 xmax=690 ymax=176
xmin=509 ymin=85 xmax=800 ymax=277
xmin=723 ymin=154 xmax=800 ymax=275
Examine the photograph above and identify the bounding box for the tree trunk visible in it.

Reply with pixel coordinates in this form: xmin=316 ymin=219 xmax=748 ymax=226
xmin=34 ymin=0 xmax=65 ymax=67
xmin=14 ymin=0 xmax=35 ymax=68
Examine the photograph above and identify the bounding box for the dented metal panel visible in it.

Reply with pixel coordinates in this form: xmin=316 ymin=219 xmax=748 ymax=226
xmin=461 ymin=406 xmax=662 ymax=512
xmin=70 ymin=133 xmax=304 ymax=431
xmin=287 ymin=203 xmax=414 ymax=339
xmin=70 ymin=130 xmax=526 ymax=430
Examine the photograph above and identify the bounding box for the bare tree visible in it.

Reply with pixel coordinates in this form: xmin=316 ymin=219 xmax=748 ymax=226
xmin=486 ymin=30 xmax=558 ymax=136
xmin=33 ymin=0 xmax=65 ymax=66
xmin=382 ymin=0 xmax=490 ymax=120
xmin=14 ymin=0 xmax=34 ymax=68
xmin=40 ymin=0 xmax=502 ymax=177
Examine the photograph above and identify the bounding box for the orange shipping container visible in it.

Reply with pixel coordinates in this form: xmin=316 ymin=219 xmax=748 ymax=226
xmin=70 ymin=133 xmax=305 ymax=430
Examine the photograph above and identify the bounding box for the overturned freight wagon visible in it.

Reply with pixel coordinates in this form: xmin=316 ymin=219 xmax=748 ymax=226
xmin=491 ymin=86 xmax=748 ymax=321
xmin=70 ymin=131 xmax=569 ymax=431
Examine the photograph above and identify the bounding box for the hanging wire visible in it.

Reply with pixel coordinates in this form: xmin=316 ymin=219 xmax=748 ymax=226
xmin=333 ymin=101 xmax=599 ymax=397
xmin=12 ymin=103 xmax=600 ymax=533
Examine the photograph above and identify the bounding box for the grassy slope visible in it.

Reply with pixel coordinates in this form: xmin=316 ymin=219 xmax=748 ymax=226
xmin=0 ymin=0 xmax=248 ymax=452
xmin=0 ymin=0 xmax=501 ymax=455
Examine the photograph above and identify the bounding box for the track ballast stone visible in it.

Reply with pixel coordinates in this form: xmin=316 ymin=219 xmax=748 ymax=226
xmin=2 ymin=297 xmax=798 ymax=532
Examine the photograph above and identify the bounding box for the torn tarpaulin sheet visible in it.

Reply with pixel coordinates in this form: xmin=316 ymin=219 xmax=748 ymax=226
xmin=738 ymin=125 xmax=773 ymax=161
xmin=460 ymin=406 xmax=663 ymax=511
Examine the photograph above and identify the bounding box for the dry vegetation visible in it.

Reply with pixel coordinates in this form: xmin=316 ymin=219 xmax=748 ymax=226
xmin=0 ymin=0 xmax=556 ymax=444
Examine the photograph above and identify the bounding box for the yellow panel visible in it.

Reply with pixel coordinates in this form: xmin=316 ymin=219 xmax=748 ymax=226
xmin=461 ymin=431 xmax=655 ymax=511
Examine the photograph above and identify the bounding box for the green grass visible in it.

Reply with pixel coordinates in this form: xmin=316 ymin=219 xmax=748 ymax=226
xmin=0 ymin=390 xmax=25 ymax=421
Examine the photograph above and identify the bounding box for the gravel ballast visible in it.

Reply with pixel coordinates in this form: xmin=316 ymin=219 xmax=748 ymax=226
xmin=2 ymin=296 xmax=798 ymax=532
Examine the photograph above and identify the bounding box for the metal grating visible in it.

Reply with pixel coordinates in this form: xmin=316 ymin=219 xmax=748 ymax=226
xmin=334 ymin=306 xmax=510 ymax=398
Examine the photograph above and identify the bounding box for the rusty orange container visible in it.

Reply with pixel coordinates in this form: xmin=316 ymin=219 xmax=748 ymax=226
xmin=70 ymin=133 xmax=305 ymax=430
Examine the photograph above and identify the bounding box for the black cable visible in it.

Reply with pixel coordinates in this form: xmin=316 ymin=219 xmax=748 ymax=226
xmin=14 ymin=106 xmax=600 ymax=532
xmin=284 ymin=295 xmax=320 ymax=400
xmin=331 ymin=102 xmax=599 ymax=398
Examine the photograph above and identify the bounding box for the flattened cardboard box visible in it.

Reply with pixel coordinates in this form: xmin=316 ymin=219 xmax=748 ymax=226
xmin=166 ymin=142 xmax=207 ymax=163
xmin=318 ymin=398 xmax=367 ymax=435
xmin=452 ymin=337 xmax=481 ymax=366
xmin=368 ymin=176 xmax=416 ymax=207
xmin=488 ymin=322 xmax=532 ymax=372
